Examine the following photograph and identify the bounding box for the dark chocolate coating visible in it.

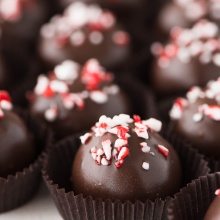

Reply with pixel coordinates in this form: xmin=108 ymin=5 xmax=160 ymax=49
xmin=152 ymin=57 xmax=220 ymax=97
xmin=171 ymin=98 xmax=220 ymax=158
xmin=204 ymin=196 xmax=220 ymax=220
xmin=38 ymin=25 xmax=130 ymax=71
xmin=0 ymin=111 xmax=35 ymax=178
xmin=71 ymin=131 xmax=182 ymax=201
xmin=31 ymin=89 xmax=131 ymax=140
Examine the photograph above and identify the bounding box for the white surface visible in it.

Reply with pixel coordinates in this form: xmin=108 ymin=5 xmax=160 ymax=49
xmin=0 ymin=183 xmax=63 ymax=220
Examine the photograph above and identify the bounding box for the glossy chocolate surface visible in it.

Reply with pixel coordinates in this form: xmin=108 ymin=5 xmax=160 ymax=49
xmin=72 ymin=116 xmax=182 ymax=201
xmin=0 ymin=111 xmax=35 ymax=177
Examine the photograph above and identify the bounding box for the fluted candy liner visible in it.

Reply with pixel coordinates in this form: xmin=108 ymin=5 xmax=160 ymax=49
xmin=0 ymin=110 xmax=53 ymax=213
xmin=42 ymin=131 xmax=210 ymax=220
xmin=168 ymin=172 xmax=220 ymax=220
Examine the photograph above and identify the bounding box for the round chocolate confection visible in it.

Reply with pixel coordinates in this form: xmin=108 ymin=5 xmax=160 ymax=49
xmin=38 ymin=2 xmax=130 ymax=71
xmin=29 ymin=59 xmax=131 ymax=140
xmin=204 ymin=189 xmax=220 ymax=220
xmin=72 ymin=114 xmax=182 ymax=201
xmin=0 ymin=91 xmax=35 ymax=178
xmin=170 ymin=77 xmax=220 ymax=158
xmin=0 ymin=0 xmax=48 ymax=45
xmin=156 ymin=0 xmax=220 ymax=40
xmin=151 ymin=19 xmax=220 ymax=98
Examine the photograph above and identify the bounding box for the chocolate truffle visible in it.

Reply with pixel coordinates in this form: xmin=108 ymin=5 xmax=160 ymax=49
xmin=156 ymin=0 xmax=220 ymax=40
xmin=72 ymin=114 xmax=182 ymax=201
xmin=151 ymin=19 xmax=220 ymax=97
xmin=0 ymin=91 xmax=35 ymax=178
xmin=28 ymin=59 xmax=131 ymax=139
xmin=170 ymin=77 xmax=220 ymax=158
xmin=38 ymin=2 xmax=130 ymax=71
xmin=204 ymin=189 xmax=220 ymax=220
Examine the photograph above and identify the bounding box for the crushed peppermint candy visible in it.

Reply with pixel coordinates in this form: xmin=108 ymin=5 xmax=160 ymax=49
xmin=40 ymin=2 xmax=129 ymax=47
xmin=157 ymin=145 xmax=169 ymax=158
xmin=152 ymin=19 xmax=220 ymax=68
xmin=173 ymin=0 xmax=220 ymax=21
xmin=29 ymin=59 xmax=119 ymax=122
xmin=0 ymin=91 xmax=13 ymax=118
xmin=0 ymin=0 xmax=30 ymax=21
xmin=142 ymin=162 xmax=150 ymax=171
xmin=173 ymin=0 xmax=206 ymax=21
xmin=215 ymin=189 xmax=220 ymax=196
xmin=170 ymin=77 xmax=220 ymax=122
xmin=80 ymin=114 xmax=168 ymax=170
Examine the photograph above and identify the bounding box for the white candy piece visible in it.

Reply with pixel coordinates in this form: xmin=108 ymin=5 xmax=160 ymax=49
xmin=80 ymin=132 xmax=92 ymax=144
xmin=54 ymin=60 xmax=79 ymax=82
xmin=143 ymin=118 xmax=162 ymax=132
xmin=102 ymin=140 xmax=112 ymax=160
xmin=142 ymin=162 xmax=150 ymax=171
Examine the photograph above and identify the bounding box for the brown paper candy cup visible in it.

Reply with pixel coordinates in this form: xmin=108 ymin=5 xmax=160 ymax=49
xmin=0 ymin=110 xmax=53 ymax=213
xmin=168 ymin=172 xmax=220 ymax=220
xmin=42 ymin=131 xmax=209 ymax=220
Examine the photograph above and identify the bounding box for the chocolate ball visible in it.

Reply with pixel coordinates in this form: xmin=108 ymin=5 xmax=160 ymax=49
xmin=170 ymin=78 xmax=220 ymax=158
xmin=0 ymin=91 xmax=35 ymax=177
xmin=72 ymin=114 xmax=182 ymax=201
xmin=29 ymin=59 xmax=131 ymax=140
xmin=38 ymin=2 xmax=130 ymax=71
xmin=204 ymin=190 xmax=220 ymax=220
xmin=151 ymin=20 xmax=220 ymax=98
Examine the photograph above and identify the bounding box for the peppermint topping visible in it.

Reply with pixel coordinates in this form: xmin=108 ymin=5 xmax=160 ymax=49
xmin=31 ymin=59 xmax=119 ymax=122
xmin=142 ymin=162 xmax=150 ymax=171
xmin=40 ymin=2 xmax=129 ymax=47
xmin=170 ymin=98 xmax=188 ymax=119
xmin=0 ymin=0 xmax=22 ymax=21
xmin=157 ymin=145 xmax=170 ymax=158
xmin=80 ymin=114 xmax=167 ymax=170
xmin=174 ymin=0 xmax=206 ymax=21
xmin=54 ymin=60 xmax=79 ymax=83
xmin=152 ymin=20 xmax=220 ymax=68
xmin=215 ymin=189 xmax=220 ymax=196
xmin=173 ymin=0 xmax=220 ymax=21
xmin=170 ymin=77 xmax=220 ymax=122
xmin=80 ymin=132 xmax=92 ymax=144
xmin=0 ymin=91 xmax=13 ymax=118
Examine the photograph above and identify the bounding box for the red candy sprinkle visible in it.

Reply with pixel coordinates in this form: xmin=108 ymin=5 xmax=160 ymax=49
xmin=117 ymin=126 xmax=129 ymax=140
xmin=118 ymin=147 xmax=129 ymax=160
xmin=0 ymin=91 xmax=11 ymax=102
xmin=133 ymin=115 xmax=141 ymax=123
xmin=43 ymin=86 xmax=55 ymax=98
xmin=157 ymin=145 xmax=169 ymax=158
